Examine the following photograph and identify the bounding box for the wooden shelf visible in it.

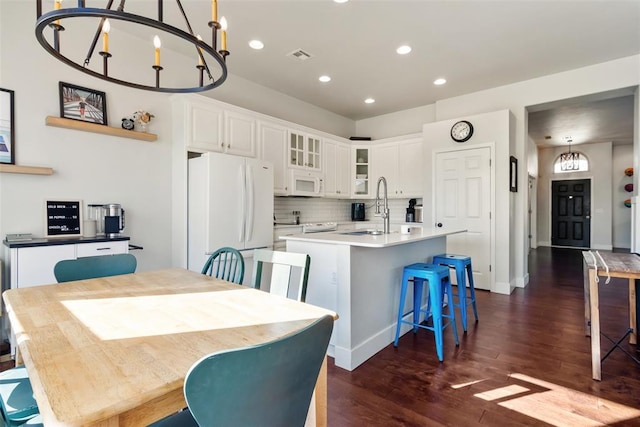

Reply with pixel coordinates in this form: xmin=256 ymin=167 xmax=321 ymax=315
xmin=45 ymin=116 xmax=158 ymax=142
xmin=0 ymin=164 xmax=54 ymax=175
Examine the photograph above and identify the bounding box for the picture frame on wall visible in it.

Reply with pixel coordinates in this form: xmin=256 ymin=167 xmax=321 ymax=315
xmin=510 ymin=156 xmax=518 ymax=192
xmin=0 ymin=88 xmax=15 ymax=165
xmin=59 ymin=82 xmax=107 ymax=125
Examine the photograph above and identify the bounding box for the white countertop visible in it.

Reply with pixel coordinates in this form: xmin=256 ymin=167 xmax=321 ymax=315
xmin=280 ymin=227 xmax=466 ymax=248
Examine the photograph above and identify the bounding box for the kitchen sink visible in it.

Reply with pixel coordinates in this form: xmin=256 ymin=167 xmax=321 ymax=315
xmin=340 ymin=230 xmax=385 ymax=236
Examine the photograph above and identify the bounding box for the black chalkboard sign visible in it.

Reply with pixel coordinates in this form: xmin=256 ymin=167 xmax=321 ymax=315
xmin=45 ymin=200 xmax=83 ymax=238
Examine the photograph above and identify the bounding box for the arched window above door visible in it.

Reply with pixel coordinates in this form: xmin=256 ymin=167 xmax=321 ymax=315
xmin=554 ymin=151 xmax=589 ymax=173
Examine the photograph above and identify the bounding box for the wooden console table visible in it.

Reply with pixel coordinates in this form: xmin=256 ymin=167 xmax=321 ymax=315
xmin=583 ymin=251 xmax=640 ymax=380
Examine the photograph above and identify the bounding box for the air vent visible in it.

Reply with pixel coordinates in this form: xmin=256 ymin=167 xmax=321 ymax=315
xmin=287 ymin=49 xmax=314 ymax=61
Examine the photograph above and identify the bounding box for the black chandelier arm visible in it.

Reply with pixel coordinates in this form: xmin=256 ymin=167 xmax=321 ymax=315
xmin=84 ymin=0 xmax=116 ymax=67
xmin=34 ymin=6 xmax=228 ymax=93
xmin=174 ymin=0 xmax=213 ymax=81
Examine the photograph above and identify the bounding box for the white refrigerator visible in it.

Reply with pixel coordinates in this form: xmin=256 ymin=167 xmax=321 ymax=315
xmin=188 ymin=153 xmax=274 ymax=281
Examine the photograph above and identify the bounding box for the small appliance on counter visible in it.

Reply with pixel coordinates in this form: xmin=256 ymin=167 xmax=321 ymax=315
xmin=351 ymin=202 xmax=365 ymax=221
xmin=415 ymin=204 xmax=423 ymax=223
xmin=104 ymin=203 xmax=125 ymax=238
xmin=406 ymin=199 xmax=417 ymax=222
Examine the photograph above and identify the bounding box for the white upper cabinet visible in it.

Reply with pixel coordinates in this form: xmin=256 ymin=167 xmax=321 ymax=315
xmin=177 ymin=96 xmax=256 ymax=157
xmin=351 ymin=146 xmax=373 ymax=198
xmin=184 ymin=98 xmax=224 ymax=152
xmin=224 ymin=110 xmax=257 ymax=157
xmin=259 ymin=121 xmax=289 ymax=195
xmin=371 ymin=137 xmax=423 ymax=198
xmin=324 ymin=138 xmax=350 ymax=198
xmin=289 ymin=130 xmax=321 ymax=170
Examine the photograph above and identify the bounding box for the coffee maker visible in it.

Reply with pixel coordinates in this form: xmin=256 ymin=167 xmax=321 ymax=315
xmin=103 ymin=203 xmax=125 ymax=238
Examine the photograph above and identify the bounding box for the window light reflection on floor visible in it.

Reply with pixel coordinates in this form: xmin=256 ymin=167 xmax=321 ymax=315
xmin=452 ymin=373 xmax=640 ymax=426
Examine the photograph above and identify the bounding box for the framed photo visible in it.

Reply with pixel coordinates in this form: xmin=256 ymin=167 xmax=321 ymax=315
xmin=0 ymin=88 xmax=15 ymax=164
xmin=510 ymin=156 xmax=518 ymax=192
xmin=45 ymin=200 xmax=83 ymax=238
xmin=59 ymin=82 xmax=107 ymax=125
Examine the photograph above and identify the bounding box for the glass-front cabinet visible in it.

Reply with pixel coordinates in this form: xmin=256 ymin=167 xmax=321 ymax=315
xmin=289 ymin=131 xmax=321 ymax=170
xmin=352 ymin=146 xmax=372 ymax=198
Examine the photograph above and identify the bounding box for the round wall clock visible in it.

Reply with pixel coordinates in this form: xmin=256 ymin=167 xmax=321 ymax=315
xmin=450 ymin=120 xmax=474 ymax=143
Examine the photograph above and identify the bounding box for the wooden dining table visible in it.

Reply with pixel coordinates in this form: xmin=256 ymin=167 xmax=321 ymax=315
xmin=2 ymin=268 xmax=337 ymax=426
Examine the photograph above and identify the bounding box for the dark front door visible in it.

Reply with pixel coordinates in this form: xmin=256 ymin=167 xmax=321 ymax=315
xmin=551 ymin=179 xmax=591 ymax=247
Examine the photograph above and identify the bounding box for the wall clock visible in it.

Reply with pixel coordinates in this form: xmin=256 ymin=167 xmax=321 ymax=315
xmin=450 ymin=120 xmax=474 ymax=143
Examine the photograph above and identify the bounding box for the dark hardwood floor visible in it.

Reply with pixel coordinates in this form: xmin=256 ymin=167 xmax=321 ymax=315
xmin=327 ymin=247 xmax=640 ymax=426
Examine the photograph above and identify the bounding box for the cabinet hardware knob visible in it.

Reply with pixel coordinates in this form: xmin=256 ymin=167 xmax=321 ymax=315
xmin=227 ymin=144 xmax=230 ymax=149
xmin=220 ymin=142 xmax=224 ymax=147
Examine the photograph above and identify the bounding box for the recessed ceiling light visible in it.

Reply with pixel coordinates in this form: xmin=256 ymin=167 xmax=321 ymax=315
xmin=433 ymin=78 xmax=447 ymax=85
xmin=334 ymin=0 xmax=349 ymax=3
xmin=396 ymin=45 xmax=411 ymax=55
xmin=248 ymin=40 xmax=264 ymax=50
xmin=364 ymin=98 xmax=375 ymax=104
xmin=319 ymin=75 xmax=331 ymax=83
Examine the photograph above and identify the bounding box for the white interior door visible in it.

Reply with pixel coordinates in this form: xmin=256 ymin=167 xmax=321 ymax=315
xmin=434 ymin=147 xmax=491 ymax=290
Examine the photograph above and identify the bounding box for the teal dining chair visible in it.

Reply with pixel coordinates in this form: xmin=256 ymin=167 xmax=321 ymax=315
xmin=151 ymin=315 xmax=334 ymax=427
xmin=251 ymin=249 xmax=311 ymax=302
xmin=0 ymin=365 xmax=40 ymax=427
xmin=201 ymin=247 xmax=245 ymax=284
xmin=53 ymin=253 xmax=137 ymax=283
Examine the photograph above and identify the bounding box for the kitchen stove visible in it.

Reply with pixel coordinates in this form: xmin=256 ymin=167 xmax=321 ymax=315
xmin=302 ymin=222 xmax=338 ymax=233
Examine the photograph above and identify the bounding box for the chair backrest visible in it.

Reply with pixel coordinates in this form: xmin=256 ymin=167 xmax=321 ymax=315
xmin=251 ymin=249 xmax=311 ymax=302
xmin=54 ymin=254 xmax=137 ymax=283
xmin=201 ymin=247 xmax=245 ymax=284
xmin=184 ymin=315 xmax=333 ymax=427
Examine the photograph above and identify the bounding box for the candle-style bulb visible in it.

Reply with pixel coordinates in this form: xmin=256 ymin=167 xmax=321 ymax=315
xmin=220 ymin=16 xmax=228 ymax=51
xmin=154 ymin=35 xmax=161 ymax=66
xmin=102 ymin=19 xmax=110 ymax=53
xmin=211 ymin=0 xmax=218 ymax=22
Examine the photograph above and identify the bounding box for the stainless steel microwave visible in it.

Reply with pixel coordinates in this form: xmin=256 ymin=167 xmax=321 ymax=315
xmin=290 ymin=170 xmax=324 ymax=197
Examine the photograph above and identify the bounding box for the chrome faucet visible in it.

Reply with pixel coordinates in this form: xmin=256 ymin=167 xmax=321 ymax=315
xmin=375 ymin=176 xmax=390 ymax=234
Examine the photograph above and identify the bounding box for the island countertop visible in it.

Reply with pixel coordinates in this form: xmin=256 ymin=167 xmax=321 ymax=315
xmin=280 ymin=227 xmax=466 ymax=248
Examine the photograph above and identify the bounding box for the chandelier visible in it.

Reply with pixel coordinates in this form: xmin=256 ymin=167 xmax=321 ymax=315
xmin=559 ymin=137 xmax=580 ymax=172
xmin=35 ymin=0 xmax=230 ymax=93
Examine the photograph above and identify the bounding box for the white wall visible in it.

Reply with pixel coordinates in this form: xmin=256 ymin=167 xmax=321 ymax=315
xmin=613 ymin=144 xmax=634 ymax=249
xmin=361 ymin=55 xmax=639 ymax=289
xmin=537 ymin=142 xmax=613 ymax=250
xmin=423 ymin=110 xmax=511 ymax=294
xmin=0 ymin=1 xmax=356 ymax=273
xmin=355 ymin=104 xmax=436 ymax=140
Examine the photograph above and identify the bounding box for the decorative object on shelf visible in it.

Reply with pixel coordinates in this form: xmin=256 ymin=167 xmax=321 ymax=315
xmin=450 ymin=120 xmax=473 ymax=143
xmin=121 ymin=117 xmax=135 ymax=131
xmin=624 ymin=199 xmax=632 ymax=208
xmin=35 ymin=1 xmax=230 ymax=93
xmin=625 ymin=183 xmax=634 ymax=193
xmin=625 ymin=167 xmax=634 ymax=177
xmin=133 ymin=110 xmax=154 ymax=132
xmin=0 ymin=88 xmax=15 ymax=164
xmin=59 ymin=82 xmax=107 ymax=125
xmin=509 ymin=156 xmax=518 ymax=192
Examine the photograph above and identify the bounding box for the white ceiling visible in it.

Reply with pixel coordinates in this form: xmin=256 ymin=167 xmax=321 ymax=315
xmin=82 ymin=1 xmax=640 ymax=144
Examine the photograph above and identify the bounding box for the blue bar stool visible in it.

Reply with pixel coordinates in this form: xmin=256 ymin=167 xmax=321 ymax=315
xmin=433 ymin=254 xmax=479 ymax=332
xmin=393 ymin=263 xmax=459 ymax=361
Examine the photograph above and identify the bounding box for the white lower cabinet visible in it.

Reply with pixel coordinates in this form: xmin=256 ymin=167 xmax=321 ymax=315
xmin=6 ymin=240 xmax=129 ymax=289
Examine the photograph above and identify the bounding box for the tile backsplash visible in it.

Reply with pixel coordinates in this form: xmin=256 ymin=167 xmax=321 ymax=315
xmin=274 ymin=197 xmax=421 ymax=224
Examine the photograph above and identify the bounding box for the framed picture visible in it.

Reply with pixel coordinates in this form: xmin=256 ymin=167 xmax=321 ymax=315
xmin=0 ymin=88 xmax=15 ymax=164
xmin=510 ymin=156 xmax=518 ymax=192
xmin=59 ymin=82 xmax=107 ymax=125
xmin=45 ymin=200 xmax=83 ymax=238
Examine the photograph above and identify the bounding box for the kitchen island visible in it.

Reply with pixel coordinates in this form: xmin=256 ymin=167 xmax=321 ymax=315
xmin=282 ymin=227 xmax=466 ymax=371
